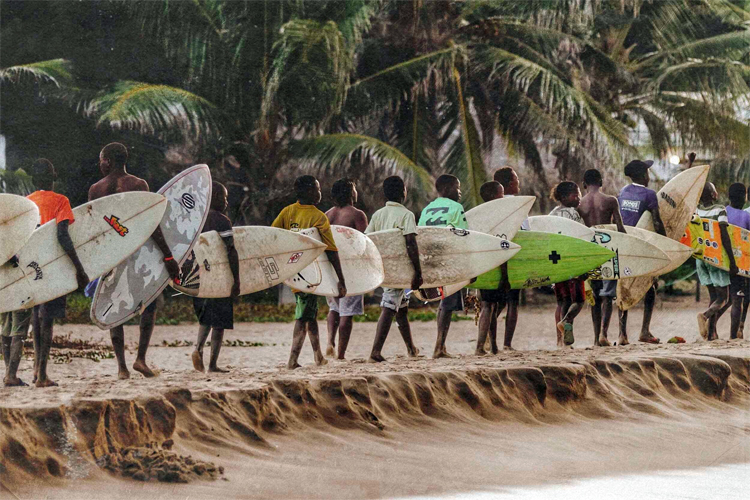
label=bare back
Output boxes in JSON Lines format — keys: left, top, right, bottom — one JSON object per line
{"left": 88, "top": 173, "right": 149, "bottom": 201}
{"left": 326, "top": 205, "right": 368, "bottom": 233}
{"left": 578, "top": 190, "right": 622, "bottom": 228}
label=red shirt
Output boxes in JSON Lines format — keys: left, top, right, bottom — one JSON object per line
{"left": 27, "top": 190, "right": 75, "bottom": 226}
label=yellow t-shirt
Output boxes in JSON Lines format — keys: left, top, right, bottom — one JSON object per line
{"left": 272, "top": 202, "right": 337, "bottom": 251}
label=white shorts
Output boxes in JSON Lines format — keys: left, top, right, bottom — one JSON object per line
{"left": 326, "top": 295, "right": 364, "bottom": 317}
{"left": 380, "top": 288, "right": 409, "bottom": 312}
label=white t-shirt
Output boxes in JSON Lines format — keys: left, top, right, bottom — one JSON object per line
{"left": 366, "top": 201, "right": 417, "bottom": 235}
{"left": 549, "top": 205, "right": 583, "bottom": 223}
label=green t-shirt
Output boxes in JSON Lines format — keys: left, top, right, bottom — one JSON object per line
{"left": 418, "top": 197, "right": 468, "bottom": 229}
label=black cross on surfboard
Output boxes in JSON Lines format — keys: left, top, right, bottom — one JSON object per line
{"left": 548, "top": 251, "right": 561, "bottom": 264}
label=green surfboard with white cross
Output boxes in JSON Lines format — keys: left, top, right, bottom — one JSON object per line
{"left": 468, "top": 231, "right": 615, "bottom": 290}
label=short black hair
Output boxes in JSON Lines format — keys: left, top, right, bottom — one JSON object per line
{"left": 552, "top": 181, "right": 579, "bottom": 203}
{"left": 729, "top": 183, "right": 746, "bottom": 205}
{"left": 101, "top": 142, "right": 129, "bottom": 167}
{"left": 493, "top": 167, "right": 515, "bottom": 188}
{"left": 383, "top": 176, "right": 405, "bottom": 201}
{"left": 435, "top": 174, "right": 458, "bottom": 194}
{"left": 331, "top": 178, "right": 355, "bottom": 207}
{"left": 294, "top": 175, "right": 318, "bottom": 199}
{"left": 211, "top": 181, "right": 227, "bottom": 209}
{"left": 480, "top": 181, "right": 503, "bottom": 202}
{"left": 31, "top": 158, "right": 54, "bottom": 178}
{"left": 623, "top": 159, "right": 652, "bottom": 179}
{"left": 583, "top": 169, "right": 602, "bottom": 187}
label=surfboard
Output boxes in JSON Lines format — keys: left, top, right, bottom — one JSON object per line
{"left": 284, "top": 225, "right": 384, "bottom": 297}
{"left": 617, "top": 165, "right": 709, "bottom": 310}
{"left": 172, "top": 227, "right": 327, "bottom": 297}
{"left": 0, "top": 193, "right": 167, "bottom": 313}
{"left": 528, "top": 216, "right": 670, "bottom": 280}
{"left": 467, "top": 231, "right": 615, "bottom": 290}
{"left": 411, "top": 196, "right": 534, "bottom": 301}
{"left": 600, "top": 224, "right": 692, "bottom": 275}
{"left": 90, "top": 165, "right": 211, "bottom": 329}
{"left": 0, "top": 194, "right": 39, "bottom": 265}
{"left": 369, "top": 227, "right": 521, "bottom": 289}
{"left": 683, "top": 218, "right": 750, "bottom": 276}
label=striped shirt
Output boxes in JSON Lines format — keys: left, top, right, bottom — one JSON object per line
{"left": 697, "top": 204, "right": 728, "bottom": 224}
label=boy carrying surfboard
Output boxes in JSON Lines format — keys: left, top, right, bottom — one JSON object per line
{"left": 2, "top": 159, "right": 89, "bottom": 388}
{"left": 325, "top": 178, "right": 368, "bottom": 360}
{"left": 366, "top": 176, "right": 422, "bottom": 362}
{"left": 89, "top": 142, "right": 182, "bottom": 379}
{"left": 418, "top": 174, "right": 467, "bottom": 359}
{"left": 191, "top": 182, "right": 240, "bottom": 373}
{"left": 695, "top": 182, "right": 738, "bottom": 341}
{"left": 724, "top": 183, "right": 750, "bottom": 340}
{"left": 579, "top": 169, "right": 627, "bottom": 347}
{"left": 272, "top": 175, "right": 346, "bottom": 369}
{"left": 617, "top": 159, "right": 666, "bottom": 345}
{"left": 549, "top": 181, "right": 586, "bottom": 348}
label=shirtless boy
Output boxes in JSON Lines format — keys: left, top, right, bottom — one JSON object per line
{"left": 325, "top": 178, "right": 368, "bottom": 360}
{"left": 578, "top": 169, "right": 626, "bottom": 346}
{"left": 88, "top": 142, "right": 181, "bottom": 379}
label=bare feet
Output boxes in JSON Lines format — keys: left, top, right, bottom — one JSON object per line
{"left": 325, "top": 345, "right": 335, "bottom": 357}
{"left": 432, "top": 351, "right": 453, "bottom": 359}
{"left": 368, "top": 354, "right": 386, "bottom": 363}
{"left": 118, "top": 369, "right": 130, "bottom": 380}
{"left": 638, "top": 332, "right": 660, "bottom": 344}
{"left": 557, "top": 321, "right": 574, "bottom": 346}
{"left": 191, "top": 350, "right": 205, "bottom": 373}
{"left": 598, "top": 336, "right": 611, "bottom": 347}
{"left": 617, "top": 335, "right": 630, "bottom": 346}
{"left": 35, "top": 378, "right": 58, "bottom": 388}
{"left": 287, "top": 361, "right": 302, "bottom": 369}
{"left": 208, "top": 366, "right": 229, "bottom": 373}
{"left": 738, "top": 321, "right": 744, "bottom": 339}
{"left": 3, "top": 376, "right": 27, "bottom": 387}
{"left": 502, "top": 345, "right": 515, "bottom": 351}
{"left": 132, "top": 360, "right": 158, "bottom": 378}
{"left": 315, "top": 355, "right": 328, "bottom": 366}
{"left": 475, "top": 349, "right": 487, "bottom": 356}
{"left": 697, "top": 313, "right": 709, "bottom": 340}
{"left": 407, "top": 347, "right": 420, "bottom": 357}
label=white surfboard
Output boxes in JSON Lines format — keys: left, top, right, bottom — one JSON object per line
{"left": 617, "top": 165, "right": 709, "bottom": 310}
{"left": 598, "top": 225, "right": 692, "bottom": 276}
{"left": 0, "top": 192, "right": 167, "bottom": 313}
{"left": 465, "top": 196, "right": 536, "bottom": 240}
{"left": 173, "top": 227, "right": 327, "bottom": 298}
{"left": 91, "top": 165, "right": 211, "bottom": 329}
{"left": 0, "top": 194, "right": 39, "bottom": 265}
{"left": 369, "top": 227, "right": 521, "bottom": 289}
{"left": 284, "top": 225, "right": 384, "bottom": 297}
{"left": 528, "top": 216, "right": 671, "bottom": 280}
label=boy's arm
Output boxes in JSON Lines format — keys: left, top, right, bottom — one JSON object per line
{"left": 610, "top": 198, "right": 627, "bottom": 233}
{"left": 326, "top": 250, "right": 347, "bottom": 298}
{"left": 651, "top": 207, "right": 667, "bottom": 237}
{"left": 355, "top": 211, "right": 368, "bottom": 233}
{"left": 224, "top": 236, "right": 241, "bottom": 298}
{"left": 150, "top": 227, "right": 181, "bottom": 282}
{"left": 718, "top": 219, "right": 738, "bottom": 275}
{"left": 497, "top": 263, "right": 510, "bottom": 291}
{"left": 56, "top": 221, "right": 89, "bottom": 290}
{"left": 404, "top": 233, "right": 423, "bottom": 291}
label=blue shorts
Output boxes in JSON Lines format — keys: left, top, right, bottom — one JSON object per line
{"left": 696, "top": 260, "right": 731, "bottom": 288}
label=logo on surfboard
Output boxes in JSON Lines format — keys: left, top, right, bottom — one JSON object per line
{"left": 181, "top": 193, "right": 195, "bottom": 210}
{"left": 288, "top": 252, "right": 303, "bottom": 264}
{"left": 27, "top": 261, "right": 43, "bottom": 281}
{"left": 104, "top": 215, "right": 129, "bottom": 237}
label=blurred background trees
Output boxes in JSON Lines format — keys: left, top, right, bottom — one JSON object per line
{"left": 2, "top": 0, "right": 750, "bottom": 217}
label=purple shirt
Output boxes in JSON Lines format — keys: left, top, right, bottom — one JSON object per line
{"left": 618, "top": 184, "right": 658, "bottom": 227}
{"left": 726, "top": 206, "right": 750, "bottom": 230}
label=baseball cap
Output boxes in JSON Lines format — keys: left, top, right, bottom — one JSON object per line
{"left": 623, "top": 159, "right": 653, "bottom": 178}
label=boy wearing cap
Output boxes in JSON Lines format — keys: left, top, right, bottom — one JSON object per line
{"left": 617, "top": 159, "right": 666, "bottom": 345}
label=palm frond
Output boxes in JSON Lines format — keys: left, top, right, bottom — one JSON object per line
{"left": 0, "top": 169, "right": 35, "bottom": 195}
{"left": 0, "top": 59, "right": 73, "bottom": 87}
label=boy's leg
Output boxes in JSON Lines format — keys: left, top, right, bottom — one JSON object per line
{"left": 208, "top": 328, "right": 227, "bottom": 372}
{"left": 133, "top": 300, "right": 158, "bottom": 377}
{"left": 434, "top": 291, "right": 462, "bottom": 358}
{"left": 289, "top": 320, "right": 307, "bottom": 369}
{"left": 370, "top": 308, "right": 395, "bottom": 362}
{"left": 600, "top": 297, "right": 613, "bottom": 346}
{"left": 503, "top": 290, "right": 519, "bottom": 350}
{"left": 695, "top": 261, "right": 714, "bottom": 341}
{"left": 618, "top": 309, "right": 629, "bottom": 346}
{"left": 638, "top": 284, "right": 659, "bottom": 343}
{"left": 476, "top": 302, "right": 493, "bottom": 356}
{"left": 729, "top": 276, "right": 744, "bottom": 339}
{"left": 336, "top": 296, "right": 362, "bottom": 360}
{"left": 32, "top": 306, "right": 41, "bottom": 380}
{"left": 591, "top": 292, "right": 602, "bottom": 346}
{"left": 3, "top": 310, "right": 31, "bottom": 386}
{"left": 193, "top": 324, "right": 210, "bottom": 372}
{"left": 35, "top": 302, "right": 58, "bottom": 387}
{"left": 395, "top": 307, "right": 419, "bottom": 356}
{"left": 326, "top": 297, "right": 340, "bottom": 357}
{"left": 109, "top": 325, "right": 130, "bottom": 379}
{"left": 306, "top": 320, "right": 327, "bottom": 366}
{"left": 709, "top": 286, "right": 728, "bottom": 341}
{"left": 740, "top": 280, "right": 750, "bottom": 338}
{"left": 2, "top": 312, "right": 12, "bottom": 371}
{"left": 289, "top": 292, "right": 318, "bottom": 369}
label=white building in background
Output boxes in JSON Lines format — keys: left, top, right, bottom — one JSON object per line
{"left": 0, "top": 135, "right": 6, "bottom": 170}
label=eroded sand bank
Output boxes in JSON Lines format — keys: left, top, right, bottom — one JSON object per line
{"left": 2, "top": 299, "right": 750, "bottom": 498}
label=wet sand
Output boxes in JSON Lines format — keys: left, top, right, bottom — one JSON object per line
{"left": 2, "top": 296, "right": 750, "bottom": 498}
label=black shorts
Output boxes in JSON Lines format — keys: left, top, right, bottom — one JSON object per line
{"left": 730, "top": 274, "right": 749, "bottom": 298}
{"left": 193, "top": 297, "right": 234, "bottom": 330}
{"left": 439, "top": 290, "right": 464, "bottom": 312}
{"left": 38, "top": 295, "right": 67, "bottom": 320}
{"left": 480, "top": 289, "right": 505, "bottom": 304}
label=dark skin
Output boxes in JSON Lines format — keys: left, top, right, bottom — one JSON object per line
{"left": 578, "top": 176, "right": 626, "bottom": 347}
{"left": 618, "top": 166, "right": 668, "bottom": 346}
{"left": 288, "top": 180, "right": 347, "bottom": 369}
{"left": 696, "top": 182, "right": 737, "bottom": 341}
{"left": 369, "top": 185, "right": 423, "bottom": 363}
{"left": 494, "top": 168, "right": 521, "bottom": 350}
{"left": 89, "top": 148, "right": 181, "bottom": 379}
{"left": 192, "top": 186, "right": 240, "bottom": 373}
{"left": 4, "top": 172, "right": 90, "bottom": 388}
{"left": 553, "top": 187, "right": 584, "bottom": 349}
{"left": 325, "top": 185, "right": 368, "bottom": 360}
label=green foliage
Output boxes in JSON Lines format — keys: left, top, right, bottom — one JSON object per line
{"left": 0, "top": 169, "right": 34, "bottom": 195}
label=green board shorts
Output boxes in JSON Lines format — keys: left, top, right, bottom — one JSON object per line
{"left": 696, "top": 260, "right": 731, "bottom": 288}
{"left": 1, "top": 309, "right": 32, "bottom": 338}
{"left": 295, "top": 292, "right": 319, "bottom": 321}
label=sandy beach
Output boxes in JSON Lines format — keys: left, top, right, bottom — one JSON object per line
{"left": 2, "top": 296, "right": 750, "bottom": 499}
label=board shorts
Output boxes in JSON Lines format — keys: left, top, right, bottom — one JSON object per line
{"left": 327, "top": 295, "right": 364, "bottom": 317}
{"left": 1, "top": 309, "right": 32, "bottom": 338}
{"left": 294, "top": 292, "right": 319, "bottom": 321}
{"left": 381, "top": 288, "right": 408, "bottom": 312}
{"left": 193, "top": 297, "right": 234, "bottom": 330}
{"left": 554, "top": 278, "right": 585, "bottom": 303}
{"left": 696, "top": 260, "right": 731, "bottom": 288}
{"left": 39, "top": 296, "right": 67, "bottom": 320}
{"left": 729, "top": 274, "right": 749, "bottom": 298}
{"left": 480, "top": 288, "right": 505, "bottom": 304}
{"left": 590, "top": 280, "right": 617, "bottom": 298}
{"left": 439, "top": 290, "right": 464, "bottom": 313}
